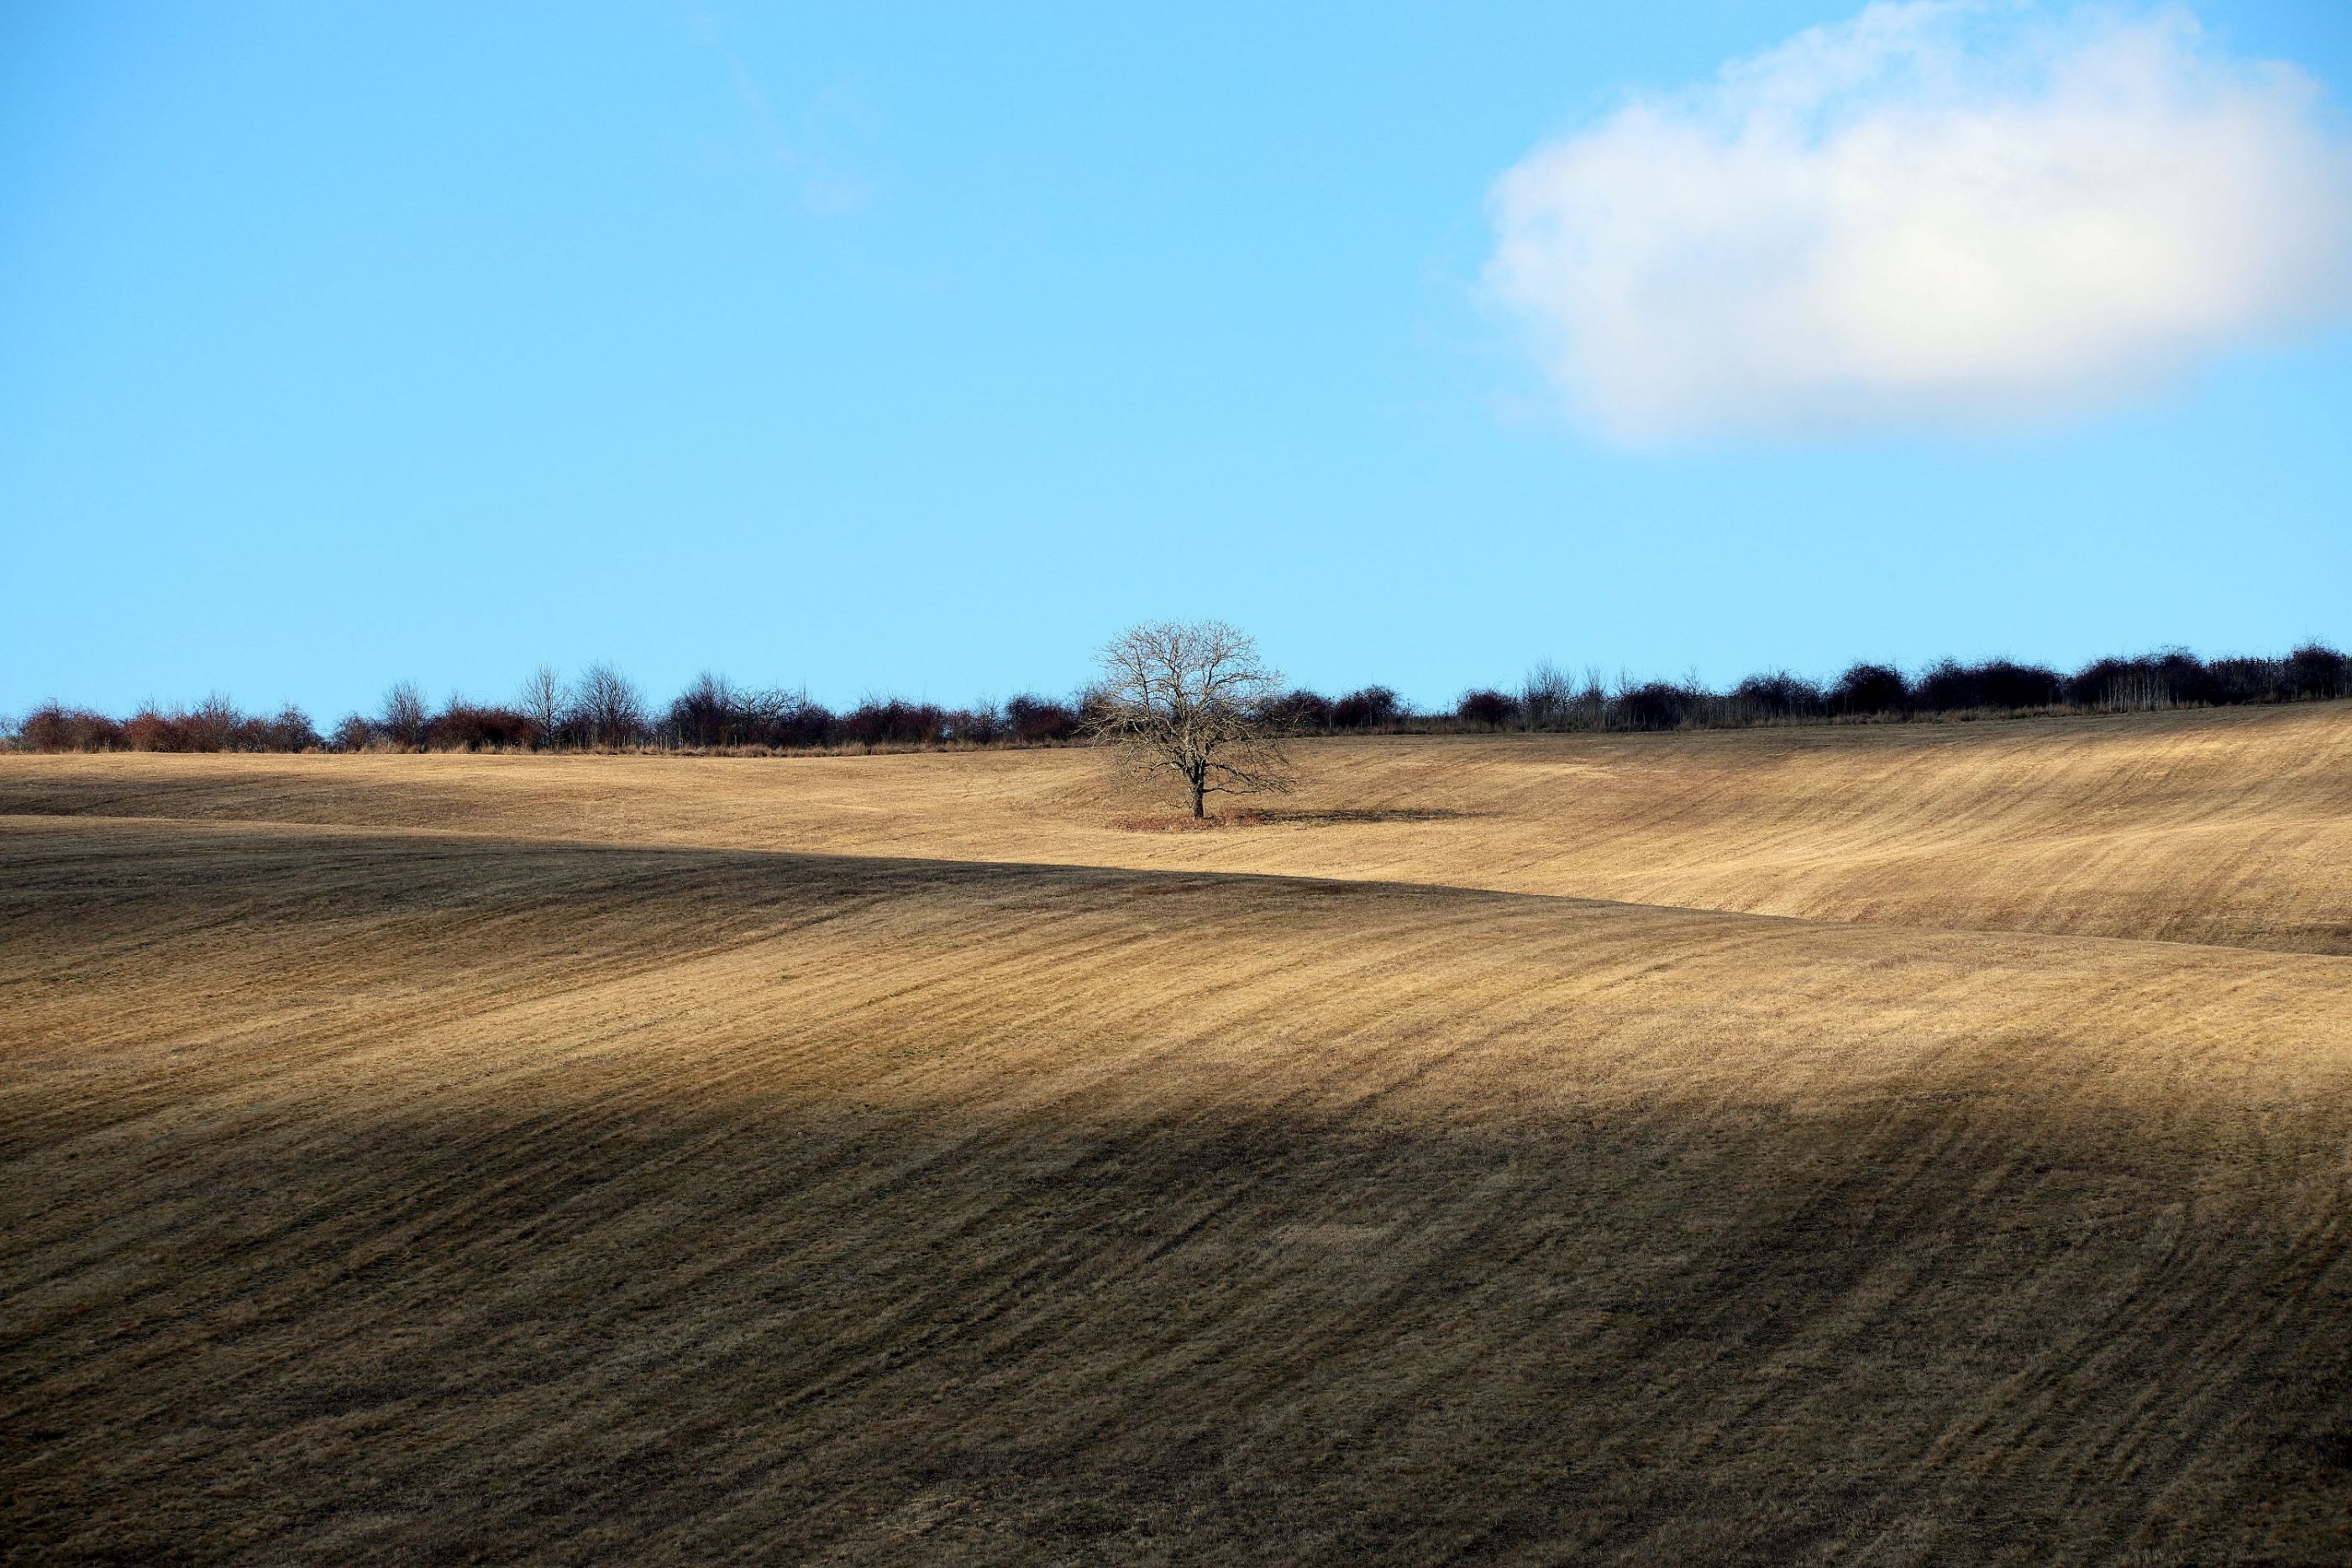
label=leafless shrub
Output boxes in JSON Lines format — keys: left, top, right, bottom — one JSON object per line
{"left": 2286, "top": 642, "right": 2349, "bottom": 700}
{"left": 1830, "top": 663, "right": 1909, "bottom": 717}
{"left": 1915, "top": 659, "right": 2064, "bottom": 712}
{"left": 1259, "top": 688, "right": 1334, "bottom": 732}
{"left": 1005, "top": 694, "right": 1081, "bottom": 743}
{"left": 119, "top": 707, "right": 176, "bottom": 752}
{"left": 668, "top": 672, "right": 750, "bottom": 748}
{"left": 756, "top": 690, "right": 836, "bottom": 748}
{"left": 570, "top": 663, "right": 648, "bottom": 748}
{"left": 380, "top": 682, "right": 430, "bottom": 750}
{"left": 252, "top": 704, "right": 321, "bottom": 751}
{"left": 1455, "top": 689, "right": 1521, "bottom": 729}
{"left": 1330, "top": 685, "right": 1402, "bottom": 731}
{"left": 948, "top": 702, "right": 1003, "bottom": 746}
{"left": 14, "top": 703, "right": 123, "bottom": 752}
{"left": 1521, "top": 661, "right": 1575, "bottom": 730}
{"left": 841, "top": 697, "right": 947, "bottom": 749}
{"left": 1729, "top": 672, "right": 1825, "bottom": 724}
{"left": 519, "top": 665, "right": 567, "bottom": 749}
{"left": 430, "top": 701, "right": 535, "bottom": 751}
{"left": 183, "top": 694, "right": 242, "bottom": 752}
{"left": 1614, "top": 681, "right": 1696, "bottom": 732}
{"left": 122, "top": 700, "right": 248, "bottom": 752}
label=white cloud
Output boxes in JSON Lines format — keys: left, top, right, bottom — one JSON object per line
{"left": 1486, "top": 3, "right": 2352, "bottom": 441}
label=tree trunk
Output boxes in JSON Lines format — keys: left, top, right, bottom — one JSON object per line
{"left": 1190, "top": 767, "right": 1206, "bottom": 818}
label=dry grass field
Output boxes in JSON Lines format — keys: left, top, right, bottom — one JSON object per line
{"left": 5, "top": 702, "right": 2350, "bottom": 1562}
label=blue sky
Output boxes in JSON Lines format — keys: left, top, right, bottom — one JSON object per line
{"left": 3, "top": 1, "right": 2348, "bottom": 720}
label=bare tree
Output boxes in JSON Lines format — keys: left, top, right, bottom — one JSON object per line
{"left": 1085, "top": 619, "right": 1295, "bottom": 819}
{"left": 380, "top": 681, "right": 429, "bottom": 749}
{"left": 519, "top": 664, "right": 567, "bottom": 749}
{"left": 1522, "top": 659, "right": 1574, "bottom": 731}
{"left": 571, "top": 662, "right": 647, "bottom": 748}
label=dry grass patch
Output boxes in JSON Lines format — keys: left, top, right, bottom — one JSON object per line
{"left": 1108, "top": 808, "right": 1473, "bottom": 832}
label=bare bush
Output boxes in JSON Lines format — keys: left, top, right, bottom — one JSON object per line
{"left": 840, "top": 697, "right": 948, "bottom": 749}
{"left": 948, "top": 702, "right": 1003, "bottom": 746}
{"left": 119, "top": 707, "right": 177, "bottom": 752}
{"left": 257, "top": 704, "right": 322, "bottom": 751}
{"left": 380, "top": 683, "right": 430, "bottom": 749}
{"left": 1917, "top": 659, "right": 2064, "bottom": 712}
{"left": 14, "top": 703, "right": 123, "bottom": 752}
{"left": 757, "top": 690, "right": 836, "bottom": 749}
{"left": 2286, "top": 642, "right": 2349, "bottom": 700}
{"left": 1253, "top": 689, "right": 1330, "bottom": 733}
{"left": 1616, "top": 681, "right": 1695, "bottom": 732}
{"left": 1729, "top": 672, "right": 1824, "bottom": 723}
{"left": 183, "top": 694, "right": 242, "bottom": 753}
{"left": 669, "top": 672, "right": 748, "bottom": 748}
{"left": 1330, "top": 685, "right": 1403, "bottom": 731}
{"left": 431, "top": 701, "right": 534, "bottom": 751}
{"left": 1830, "top": 663, "right": 1909, "bottom": 717}
{"left": 1455, "top": 689, "right": 1521, "bottom": 729}
{"left": 1521, "top": 661, "right": 1575, "bottom": 730}
{"left": 570, "top": 663, "right": 648, "bottom": 748}
{"left": 519, "top": 665, "right": 567, "bottom": 750}
{"left": 1005, "top": 694, "right": 1081, "bottom": 744}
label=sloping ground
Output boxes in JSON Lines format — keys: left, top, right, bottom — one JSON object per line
{"left": 3, "top": 700, "right": 2346, "bottom": 951}
{"left": 5, "top": 707, "right": 2351, "bottom": 1560}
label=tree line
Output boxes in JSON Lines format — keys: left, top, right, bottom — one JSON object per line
{"left": 7, "top": 642, "right": 2346, "bottom": 754}
{"left": 1444, "top": 642, "right": 2351, "bottom": 733}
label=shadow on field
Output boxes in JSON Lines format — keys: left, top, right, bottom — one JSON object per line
{"left": 5, "top": 820, "right": 2351, "bottom": 1563}
{"left": 6, "top": 1081, "right": 2349, "bottom": 1565}
{"left": 1264, "top": 807, "right": 1476, "bottom": 826}
{"left": 1110, "top": 807, "right": 1479, "bottom": 832}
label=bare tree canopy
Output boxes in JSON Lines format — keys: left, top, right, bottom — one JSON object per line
{"left": 379, "top": 681, "right": 429, "bottom": 749}
{"left": 1085, "top": 619, "right": 1296, "bottom": 818}
{"left": 571, "top": 662, "right": 648, "bottom": 747}
{"left": 518, "top": 665, "right": 567, "bottom": 750}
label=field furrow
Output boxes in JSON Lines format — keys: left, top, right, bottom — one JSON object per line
{"left": 6, "top": 779, "right": 2351, "bottom": 1561}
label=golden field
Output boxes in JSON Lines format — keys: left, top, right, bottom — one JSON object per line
{"left": 5, "top": 702, "right": 2350, "bottom": 1562}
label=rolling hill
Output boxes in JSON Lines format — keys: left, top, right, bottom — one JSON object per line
{"left": 5, "top": 702, "right": 2349, "bottom": 1562}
